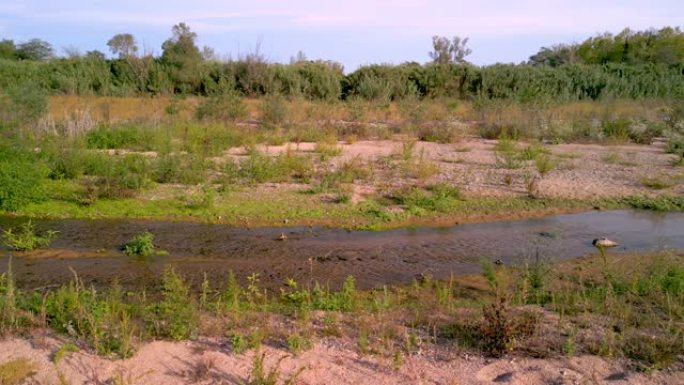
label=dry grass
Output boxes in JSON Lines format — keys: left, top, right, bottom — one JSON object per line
{"left": 0, "top": 357, "right": 37, "bottom": 385}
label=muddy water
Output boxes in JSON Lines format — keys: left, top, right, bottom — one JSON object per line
{"left": 1, "top": 210, "right": 683, "bottom": 291}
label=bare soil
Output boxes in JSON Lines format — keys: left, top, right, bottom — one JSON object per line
{"left": 3, "top": 334, "right": 681, "bottom": 385}
{"left": 226, "top": 137, "right": 683, "bottom": 202}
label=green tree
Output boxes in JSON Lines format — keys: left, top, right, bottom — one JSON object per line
{"left": 107, "top": 33, "right": 138, "bottom": 59}
{"left": 161, "top": 23, "right": 202, "bottom": 93}
{"left": 429, "top": 35, "right": 472, "bottom": 64}
{"left": 529, "top": 44, "right": 579, "bottom": 66}
{"left": 0, "top": 39, "right": 16, "bottom": 59}
{"left": 15, "top": 39, "right": 53, "bottom": 61}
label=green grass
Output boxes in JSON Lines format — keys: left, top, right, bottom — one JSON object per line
{"left": 0, "top": 250, "right": 681, "bottom": 369}
{"left": 12, "top": 179, "right": 630, "bottom": 230}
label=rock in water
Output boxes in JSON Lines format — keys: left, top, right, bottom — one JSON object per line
{"left": 592, "top": 237, "right": 618, "bottom": 248}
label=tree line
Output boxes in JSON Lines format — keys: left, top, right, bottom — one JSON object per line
{"left": 0, "top": 24, "right": 682, "bottom": 102}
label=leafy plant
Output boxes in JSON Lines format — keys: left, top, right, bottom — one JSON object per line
{"left": 2, "top": 220, "right": 58, "bottom": 251}
{"left": 122, "top": 231, "right": 156, "bottom": 257}
{"left": 0, "top": 158, "right": 47, "bottom": 211}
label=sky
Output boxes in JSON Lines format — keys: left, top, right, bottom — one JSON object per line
{"left": 0, "top": 1, "right": 682, "bottom": 71}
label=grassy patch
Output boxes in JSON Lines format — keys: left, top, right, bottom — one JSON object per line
{"left": 640, "top": 175, "right": 674, "bottom": 190}
{"left": 0, "top": 358, "right": 36, "bottom": 385}
{"left": 623, "top": 196, "right": 684, "bottom": 211}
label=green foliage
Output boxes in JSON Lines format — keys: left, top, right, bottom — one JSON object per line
{"left": 623, "top": 196, "right": 684, "bottom": 211}
{"left": 494, "top": 138, "right": 523, "bottom": 169}
{"left": 0, "top": 82, "right": 48, "bottom": 125}
{"left": 147, "top": 268, "right": 198, "bottom": 340}
{"left": 154, "top": 153, "right": 206, "bottom": 185}
{"left": 161, "top": 23, "right": 202, "bottom": 93}
{"left": 247, "top": 350, "right": 303, "bottom": 385}
{"left": 392, "top": 184, "right": 462, "bottom": 214}
{"left": 195, "top": 93, "right": 247, "bottom": 123}
{"left": 0, "top": 26, "right": 682, "bottom": 102}
{"left": 260, "top": 94, "right": 288, "bottom": 128}
{"left": 122, "top": 231, "right": 155, "bottom": 257}
{"left": 2, "top": 220, "right": 58, "bottom": 251}
{"left": 666, "top": 135, "right": 684, "bottom": 162}
{"left": 53, "top": 342, "right": 79, "bottom": 363}
{"left": 228, "top": 149, "right": 313, "bottom": 184}
{"left": 0, "top": 156, "right": 47, "bottom": 212}
{"left": 310, "top": 276, "right": 357, "bottom": 311}
{"left": 86, "top": 124, "right": 160, "bottom": 151}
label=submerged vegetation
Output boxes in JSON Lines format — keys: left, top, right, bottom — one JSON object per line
{"left": 1, "top": 220, "right": 58, "bottom": 251}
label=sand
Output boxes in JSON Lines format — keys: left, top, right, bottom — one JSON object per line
{"left": 222, "top": 137, "right": 683, "bottom": 202}
{"left": 2, "top": 334, "right": 681, "bottom": 385}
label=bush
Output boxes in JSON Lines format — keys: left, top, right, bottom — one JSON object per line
{"left": 392, "top": 183, "right": 461, "bottom": 213}
{"left": 0, "top": 159, "right": 47, "bottom": 211}
{"left": 122, "top": 231, "right": 156, "bottom": 257}
{"left": 184, "top": 124, "right": 242, "bottom": 156}
{"left": 666, "top": 135, "right": 684, "bottom": 157}
{"left": 154, "top": 153, "right": 206, "bottom": 185}
{"left": 195, "top": 93, "right": 247, "bottom": 123}
{"left": 0, "top": 82, "right": 48, "bottom": 125}
{"left": 259, "top": 94, "right": 288, "bottom": 129}
{"left": 86, "top": 124, "right": 159, "bottom": 151}
{"left": 147, "top": 269, "right": 198, "bottom": 340}
{"left": 234, "top": 149, "right": 313, "bottom": 184}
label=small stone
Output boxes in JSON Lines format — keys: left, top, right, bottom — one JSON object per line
{"left": 493, "top": 372, "right": 514, "bottom": 383}
{"left": 605, "top": 372, "right": 628, "bottom": 381}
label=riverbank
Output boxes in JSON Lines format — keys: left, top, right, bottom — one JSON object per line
{"left": 0, "top": 251, "right": 682, "bottom": 384}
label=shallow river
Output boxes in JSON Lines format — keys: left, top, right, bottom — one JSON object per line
{"left": 1, "top": 210, "right": 683, "bottom": 290}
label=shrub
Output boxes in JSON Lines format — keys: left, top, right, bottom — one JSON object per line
{"left": 154, "top": 153, "right": 206, "bottom": 185}
{"left": 194, "top": 93, "right": 247, "bottom": 123}
{"left": 0, "top": 159, "right": 47, "bottom": 211}
{"left": 260, "top": 94, "right": 288, "bottom": 129}
{"left": 122, "top": 231, "right": 156, "bottom": 257}
{"left": 235, "top": 149, "right": 313, "bottom": 184}
{"left": 666, "top": 135, "right": 684, "bottom": 157}
{"left": 184, "top": 124, "right": 243, "bottom": 156}
{"left": 315, "top": 136, "right": 342, "bottom": 161}
{"left": 494, "top": 138, "right": 523, "bottom": 169}
{"left": 47, "top": 146, "right": 87, "bottom": 180}
{"left": 392, "top": 183, "right": 461, "bottom": 213}
{"left": 417, "top": 125, "right": 462, "bottom": 143}
{"left": 534, "top": 153, "right": 557, "bottom": 177}
{"left": 601, "top": 119, "right": 631, "bottom": 141}
{"left": 147, "top": 269, "right": 198, "bottom": 340}
{"left": 0, "top": 82, "right": 47, "bottom": 126}
{"left": 86, "top": 123, "right": 159, "bottom": 151}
